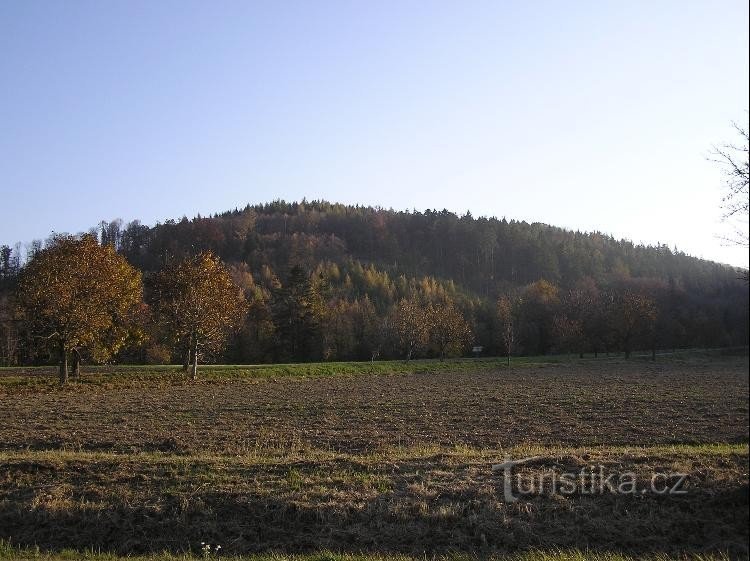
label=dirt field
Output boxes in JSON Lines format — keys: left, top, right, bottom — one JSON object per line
{"left": 1, "top": 358, "right": 747, "bottom": 454}
{"left": 0, "top": 356, "right": 748, "bottom": 558}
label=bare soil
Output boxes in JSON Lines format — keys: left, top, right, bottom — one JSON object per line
{"left": 0, "top": 357, "right": 748, "bottom": 557}
{"left": 1, "top": 358, "right": 747, "bottom": 455}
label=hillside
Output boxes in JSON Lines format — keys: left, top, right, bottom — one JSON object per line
{"left": 1, "top": 200, "right": 747, "bottom": 364}
{"left": 120, "top": 200, "right": 740, "bottom": 290}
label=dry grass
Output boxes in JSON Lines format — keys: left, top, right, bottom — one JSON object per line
{"left": 0, "top": 444, "right": 747, "bottom": 556}
{"left": 0, "top": 541, "right": 738, "bottom": 560}
{"left": 0, "top": 541, "right": 739, "bottom": 561}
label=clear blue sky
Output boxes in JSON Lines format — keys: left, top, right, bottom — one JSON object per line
{"left": 1, "top": 1, "right": 748, "bottom": 267}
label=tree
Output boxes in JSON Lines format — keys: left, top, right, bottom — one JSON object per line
{"left": 152, "top": 251, "right": 247, "bottom": 378}
{"left": 495, "top": 295, "right": 518, "bottom": 365}
{"left": 390, "top": 298, "right": 429, "bottom": 361}
{"left": 321, "top": 298, "right": 356, "bottom": 360}
{"left": 226, "top": 264, "right": 276, "bottom": 364}
{"left": 0, "top": 292, "right": 20, "bottom": 366}
{"left": 710, "top": 120, "right": 749, "bottom": 249}
{"left": 560, "top": 278, "right": 604, "bottom": 357}
{"left": 517, "top": 279, "right": 560, "bottom": 355}
{"left": 428, "top": 302, "right": 471, "bottom": 360}
{"left": 271, "top": 265, "right": 324, "bottom": 362}
{"left": 551, "top": 313, "right": 585, "bottom": 357}
{"left": 604, "top": 289, "right": 657, "bottom": 359}
{"left": 6, "top": 200, "right": 749, "bottom": 366}
{"left": 16, "top": 235, "right": 143, "bottom": 385}
{"left": 232, "top": 294, "right": 276, "bottom": 363}
{"left": 0, "top": 245, "right": 16, "bottom": 283}
{"left": 350, "top": 296, "right": 382, "bottom": 361}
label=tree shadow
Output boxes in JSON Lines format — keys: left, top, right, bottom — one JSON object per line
{"left": 0, "top": 482, "right": 746, "bottom": 557}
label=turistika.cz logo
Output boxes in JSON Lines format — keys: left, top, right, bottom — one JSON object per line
{"left": 492, "top": 456, "right": 689, "bottom": 502}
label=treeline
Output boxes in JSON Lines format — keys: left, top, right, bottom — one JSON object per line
{"left": 0, "top": 201, "right": 747, "bottom": 369}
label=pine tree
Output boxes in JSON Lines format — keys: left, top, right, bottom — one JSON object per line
{"left": 272, "top": 265, "right": 324, "bottom": 361}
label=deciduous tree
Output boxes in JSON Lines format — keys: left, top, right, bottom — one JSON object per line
{"left": 428, "top": 302, "right": 471, "bottom": 360}
{"left": 152, "top": 251, "right": 247, "bottom": 378}
{"left": 496, "top": 295, "right": 519, "bottom": 365}
{"left": 560, "top": 278, "right": 604, "bottom": 357}
{"left": 710, "top": 120, "right": 749, "bottom": 249}
{"left": 604, "top": 289, "right": 657, "bottom": 359}
{"left": 518, "top": 279, "right": 560, "bottom": 355}
{"left": 391, "top": 298, "right": 429, "bottom": 361}
{"left": 0, "top": 292, "right": 20, "bottom": 366}
{"left": 16, "top": 235, "right": 143, "bottom": 384}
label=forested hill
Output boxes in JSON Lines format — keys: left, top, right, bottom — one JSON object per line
{"left": 106, "top": 200, "right": 736, "bottom": 291}
{"left": 1, "top": 200, "right": 747, "bottom": 364}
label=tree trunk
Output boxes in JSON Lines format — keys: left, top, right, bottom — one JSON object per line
{"left": 507, "top": 353, "right": 510, "bottom": 366}
{"left": 579, "top": 352, "right": 584, "bottom": 359}
{"left": 71, "top": 348, "right": 81, "bottom": 378}
{"left": 651, "top": 346, "right": 656, "bottom": 361}
{"left": 191, "top": 338, "right": 198, "bottom": 380}
{"left": 182, "top": 334, "right": 192, "bottom": 372}
{"left": 624, "top": 348, "right": 631, "bottom": 359}
{"left": 59, "top": 342, "right": 68, "bottom": 386}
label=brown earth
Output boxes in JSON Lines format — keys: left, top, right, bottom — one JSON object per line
{"left": 1, "top": 358, "right": 748, "bottom": 455}
{"left": 0, "top": 357, "right": 748, "bottom": 557}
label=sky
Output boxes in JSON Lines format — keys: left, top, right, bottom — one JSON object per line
{"left": 1, "top": 1, "right": 748, "bottom": 267}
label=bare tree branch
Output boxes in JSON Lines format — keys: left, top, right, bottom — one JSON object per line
{"left": 710, "top": 118, "right": 749, "bottom": 250}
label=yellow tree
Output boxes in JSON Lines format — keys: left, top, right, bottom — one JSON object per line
{"left": 428, "top": 302, "right": 472, "bottom": 360}
{"left": 152, "top": 251, "right": 247, "bottom": 378}
{"left": 16, "top": 235, "right": 143, "bottom": 385}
